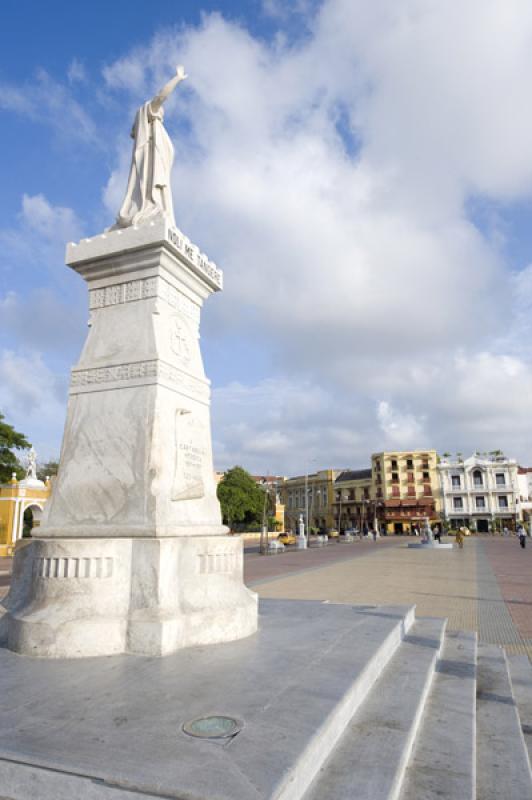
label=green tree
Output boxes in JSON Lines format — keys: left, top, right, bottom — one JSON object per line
{"left": 0, "top": 412, "right": 31, "bottom": 483}
{"left": 217, "top": 466, "right": 265, "bottom": 530}
{"left": 37, "top": 459, "right": 60, "bottom": 482}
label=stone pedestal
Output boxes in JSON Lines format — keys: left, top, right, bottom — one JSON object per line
{"left": 0, "top": 219, "right": 257, "bottom": 657}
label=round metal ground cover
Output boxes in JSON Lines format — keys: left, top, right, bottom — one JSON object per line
{"left": 182, "top": 715, "right": 243, "bottom": 739}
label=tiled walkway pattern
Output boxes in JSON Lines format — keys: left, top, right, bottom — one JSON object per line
{"left": 252, "top": 538, "right": 532, "bottom": 658}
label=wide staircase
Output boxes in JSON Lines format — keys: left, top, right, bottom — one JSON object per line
{"left": 302, "top": 610, "right": 532, "bottom": 800}
{"left": 1, "top": 600, "right": 531, "bottom": 799}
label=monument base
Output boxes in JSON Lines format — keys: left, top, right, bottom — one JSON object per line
{"left": 0, "top": 535, "right": 257, "bottom": 658}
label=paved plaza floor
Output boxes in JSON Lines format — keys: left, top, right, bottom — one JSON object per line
{"left": 246, "top": 536, "right": 532, "bottom": 658}
{"left": 1, "top": 535, "right": 531, "bottom": 657}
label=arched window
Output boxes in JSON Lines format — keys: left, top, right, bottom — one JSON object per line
{"left": 473, "top": 470, "right": 483, "bottom": 487}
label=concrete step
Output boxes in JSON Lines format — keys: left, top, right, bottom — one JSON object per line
{"left": 0, "top": 599, "right": 416, "bottom": 800}
{"left": 399, "top": 630, "right": 477, "bottom": 800}
{"left": 508, "top": 654, "right": 532, "bottom": 766}
{"left": 303, "top": 617, "right": 446, "bottom": 800}
{"left": 477, "top": 644, "right": 532, "bottom": 800}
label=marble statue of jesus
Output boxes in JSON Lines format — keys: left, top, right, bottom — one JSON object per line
{"left": 115, "top": 66, "right": 187, "bottom": 229}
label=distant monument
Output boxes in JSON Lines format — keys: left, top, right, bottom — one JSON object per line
{"left": 25, "top": 447, "right": 37, "bottom": 481}
{"left": 0, "top": 67, "right": 258, "bottom": 658}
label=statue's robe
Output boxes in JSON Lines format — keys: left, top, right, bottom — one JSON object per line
{"left": 116, "top": 102, "right": 175, "bottom": 228}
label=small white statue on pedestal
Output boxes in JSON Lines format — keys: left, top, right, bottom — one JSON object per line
{"left": 25, "top": 447, "right": 37, "bottom": 481}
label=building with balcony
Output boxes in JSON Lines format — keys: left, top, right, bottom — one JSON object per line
{"left": 282, "top": 469, "right": 339, "bottom": 533}
{"left": 373, "top": 450, "right": 441, "bottom": 534}
{"left": 438, "top": 454, "right": 519, "bottom": 532}
{"left": 330, "top": 451, "right": 440, "bottom": 535}
{"left": 332, "top": 469, "right": 373, "bottom": 532}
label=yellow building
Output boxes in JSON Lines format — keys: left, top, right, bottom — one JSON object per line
{"left": 372, "top": 450, "right": 440, "bottom": 534}
{"left": 0, "top": 473, "right": 52, "bottom": 557}
{"left": 282, "top": 469, "right": 338, "bottom": 533}
{"left": 330, "top": 451, "right": 441, "bottom": 535}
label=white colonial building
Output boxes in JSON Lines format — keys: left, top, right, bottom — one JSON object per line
{"left": 438, "top": 454, "right": 519, "bottom": 532}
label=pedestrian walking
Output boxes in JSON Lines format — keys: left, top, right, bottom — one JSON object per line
{"left": 433, "top": 525, "right": 441, "bottom": 544}
{"left": 503, "top": 526, "right": 509, "bottom": 537}
{"left": 455, "top": 527, "right": 464, "bottom": 549}
{"left": 517, "top": 525, "right": 527, "bottom": 549}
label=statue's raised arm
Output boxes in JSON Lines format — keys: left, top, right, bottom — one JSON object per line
{"left": 114, "top": 65, "right": 188, "bottom": 229}
{"left": 150, "top": 65, "right": 188, "bottom": 114}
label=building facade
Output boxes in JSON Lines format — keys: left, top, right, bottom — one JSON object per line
{"left": 0, "top": 473, "right": 52, "bottom": 557}
{"left": 438, "top": 454, "right": 519, "bottom": 532}
{"left": 332, "top": 469, "right": 373, "bottom": 532}
{"left": 372, "top": 450, "right": 440, "bottom": 534}
{"left": 330, "top": 451, "right": 440, "bottom": 534}
{"left": 282, "top": 470, "right": 338, "bottom": 533}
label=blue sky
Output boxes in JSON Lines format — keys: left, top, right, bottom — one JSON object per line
{"left": 2, "top": 0, "right": 532, "bottom": 474}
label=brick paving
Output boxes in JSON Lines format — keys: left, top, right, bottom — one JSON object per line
{"left": 483, "top": 537, "right": 532, "bottom": 651}
{"left": 244, "top": 536, "right": 400, "bottom": 586}
{"left": 251, "top": 536, "right": 532, "bottom": 659}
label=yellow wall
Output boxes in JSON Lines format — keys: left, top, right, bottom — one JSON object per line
{"left": 0, "top": 478, "right": 51, "bottom": 557}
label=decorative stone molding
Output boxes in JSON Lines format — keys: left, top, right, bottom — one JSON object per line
{"left": 89, "top": 278, "right": 157, "bottom": 309}
{"left": 70, "top": 359, "right": 210, "bottom": 402}
{"left": 88, "top": 276, "right": 201, "bottom": 325}
{"left": 34, "top": 556, "right": 114, "bottom": 579}
{"left": 197, "top": 551, "right": 242, "bottom": 575}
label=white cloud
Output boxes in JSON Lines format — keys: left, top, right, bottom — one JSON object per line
{"left": 21, "top": 193, "right": 83, "bottom": 243}
{"left": 0, "top": 350, "right": 67, "bottom": 460}
{"left": 0, "top": 69, "right": 97, "bottom": 145}
{"left": 71, "top": 2, "right": 532, "bottom": 470}
{"left": 0, "top": 193, "right": 84, "bottom": 287}
{"left": 67, "top": 58, "right": 87, "bottom": 84}
{"left": 377, "top": 401, "right": 425, "bottom": 445}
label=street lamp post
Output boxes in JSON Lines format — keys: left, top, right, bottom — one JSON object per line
{"left": 305, "top": 472, "right": 309, "bottom": 542}
{"left": 259, "top": 479, "right": 271, "bottom": 555}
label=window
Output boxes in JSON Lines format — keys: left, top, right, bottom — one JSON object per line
{"left": 422, "top": 459, "right": 429, "bottom": 469}
{"left": 407, "top": 485, "right": 415, "bottom": 497}
{"left": 422, "top": 471, "right": 430, "bottom": 480}
{"left": 495, "top": 473, "right": 505, "bottom": 486}
{"left": 453, "top": 497, "right": 463, "bottom": 510}
{"left": 476, "top": 496, "right": 486, "bottom": 509}
{"left": 391, "top": 459, "right": 398, "bottom": 470}
{"left": 392, "top": 485, "right": 400, "bottom": 497}
{"left": 407, "top": 471, "right": 414, "bottom": 482}
{"left": 499, "top": 495, "right": 508, "bottom": 509}
{"left": 406, "top": 458, "right": 413, "bottom": 469}
{"left": 423, "top": 484, "right": 432, "bottom": 496}
{"left": 392, "top": 472, "right": 399, "bottom": 482}
{"left": 473, "top": 470, "right": 483, "bottom": 487}
{"left": 363, "top": 487, "right": 369, "bottom": 499}
{"left": 377, "top": 488, "right": 383, "bottom": 498}
{"left": 451, "top": 475, "right": 461, "bottom": 488}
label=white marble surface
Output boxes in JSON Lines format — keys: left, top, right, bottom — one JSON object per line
{"left": 115, "top": 66, "right": 187, "bottom": 230}
{"left": 1, "top": 219, "right": 258, "bottom": 656}
{"left": 2, "top": 535, "right": 257, "bottom": 657}
{"left": 44, "top": 223, "right": 224, "bottom": 539}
